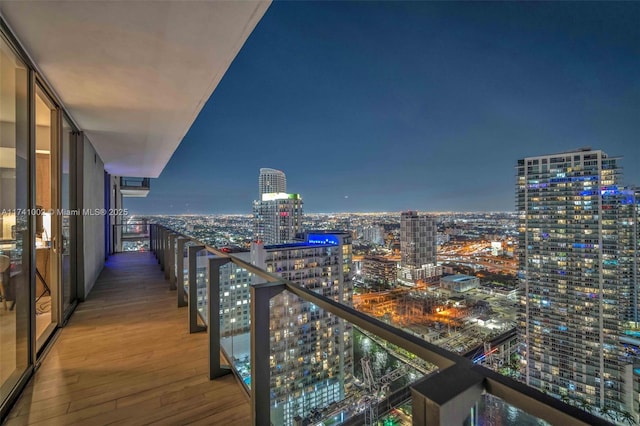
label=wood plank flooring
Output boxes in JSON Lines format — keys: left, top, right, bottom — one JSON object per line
{"left": 5, "top": 252, "right": 250, "bottom": 425}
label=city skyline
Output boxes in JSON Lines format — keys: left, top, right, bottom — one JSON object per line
{"left": 126, "top": 1, "right": 639, "bottom": 215}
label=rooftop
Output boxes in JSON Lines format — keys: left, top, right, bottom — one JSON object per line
{"left": 441, "top": 274, "right": 477, "bottom": 283}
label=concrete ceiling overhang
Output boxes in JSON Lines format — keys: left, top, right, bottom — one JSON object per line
{"left": 0, "top": 0, "right": 270, "bottom": 177}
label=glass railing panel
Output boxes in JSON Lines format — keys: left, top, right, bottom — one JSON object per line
{"left": 268, "top": 290, "right": 435, "bottom": 426}
{"left": 465, "top": 393, "right": 550, "bottom": 426}
{"left": 195, "top": 248, "right": 209, "bottom": 321}
{"left": 116, "top": 222, "right": 150, "bottom": 252}
{"left": 120, "top": 177, "right": 150, "bottom": 188}
{"left": 183, "top": 240, "right": 199, "bottom": 294}
{"left": 218, "top": 258, "right": 260, "bottom": 392}
{"left": 173, "top": 237, "right": 178, "bottom": 282}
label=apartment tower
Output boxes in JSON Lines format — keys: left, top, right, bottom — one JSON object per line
{"left": 398, "top": 211, "right": 439, "bottom": 284}
{"left": 254, "top": 168, "right": 303, "bottom": 244}
{"left": 252, "top": 231, "right": 354, "bottom": 425}
{"left": 259, "top": 168, "right": 287, "bottom": 196}
{"left": 517, "top": 148, "right": 639, "bottom": 417}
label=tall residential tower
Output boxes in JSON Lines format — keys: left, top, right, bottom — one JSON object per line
{"left": 254, "top": 168, "right": 303, "bottom": 244}
{"left": 517, "top": 148, "right": 639, "bottom": 417}
{"left": 252, "top": 231, "right": 354, "bottom": 426}
{"left": 398, "top": 211, "right": 440, "bottom": 285}
{"left": 259, "top": 168, "right": 287, "bottom": 196}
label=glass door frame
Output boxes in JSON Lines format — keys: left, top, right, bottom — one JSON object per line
{"left": 33, "top": 80, "right": 60, "bottom": 353}
{"left": 0, "top": 25, "right": 34, "bottom": 420}
{"left": 61, "top": 113, "right": 79, "bottom": 323}
{"left": 32, "top": 77, "right": 80, "bottom": 351}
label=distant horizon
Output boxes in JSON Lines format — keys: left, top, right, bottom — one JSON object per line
{"left": 129, "top": 210, "right": 518, "bottom": 216}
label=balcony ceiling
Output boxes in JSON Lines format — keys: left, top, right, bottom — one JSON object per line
{"left": 0, "top": 1, "right": 270, "bottom": 177}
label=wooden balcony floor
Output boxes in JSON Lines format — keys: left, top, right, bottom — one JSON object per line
{"left": 6, "top": 252, "right": 250, "bottom": 425}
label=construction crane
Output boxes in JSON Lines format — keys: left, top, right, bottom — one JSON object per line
{"left": 360, "top": 357, "right": 408, "bottom": 426}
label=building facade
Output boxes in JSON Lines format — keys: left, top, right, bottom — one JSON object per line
{"left": 361, "top": 225, "right": 385, "bottom": 246}
{"left": 362, "top": 255, "right": 397, "bottom": 288}
{"left": 517, "top": 148, "right": 639, "bottom": 418}
{"left": 254, "top": 192, "right": 303, "bottom": 245}
{"left": 219, "top": 251, "right": 252, "bottom": 338}
{"left": 254, "top": 168, "right": 303, "bottom": 245}
{"left": 252, "top": 231, "right": 354, "bottom": 426}
{"left": 399, "top": 211, "right": 438, "bottom": 285}
{"left": 259, "top": 168, "right": 287, "bottom": 196}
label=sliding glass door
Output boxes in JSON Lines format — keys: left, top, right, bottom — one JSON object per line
{"left": 0, "top": 20, "right": 79, "bottom": 418}
{"left": 34, "top": 85, "right": 59, "bottom": 351}
{"left": 0, "top": 32, "right": 30, "bottom": 409}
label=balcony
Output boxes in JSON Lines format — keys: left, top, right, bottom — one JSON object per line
{"left": 119, "top": 177, "right": 151, "bottom": 198}
{"left": 4, "top": 223, "right": 612, "bottom": 425}
{"left": 148, "top": 224, "right": 609, "bottom": 426}
{"left": 4, "top": 251, "right": 250, "bottom": 425}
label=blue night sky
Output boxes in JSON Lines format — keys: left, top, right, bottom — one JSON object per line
{"left": 127, "top": 1, "right": 640, "bottom": 214}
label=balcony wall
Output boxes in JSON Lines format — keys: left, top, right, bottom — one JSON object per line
{"left": 79, "top": 134, "right": 106, "bottom": 299}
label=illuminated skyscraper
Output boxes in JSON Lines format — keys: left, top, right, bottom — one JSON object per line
{"left": 259, "top": 167, "right": 287, "bottom": 196}
{"left": 255, "top": 193, "right": 303, "bottom": 244}
{"left": 517, "top": 148, "right": 639, "bottom": 418}
{"left": 398, "top": 211, "right": 439, "bottom": 284}
{"left": 252, "top": 231, "right": 354, "bottom": 426}
{"left": 254, "top": 168, "right": 303, "bottom": 244}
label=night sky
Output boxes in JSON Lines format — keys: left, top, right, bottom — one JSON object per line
{"left": 127, "top": 1, "right": 639, "bottom": 214}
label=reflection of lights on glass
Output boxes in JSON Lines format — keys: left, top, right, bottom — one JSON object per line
{"left": 362, "top": 336, "right": 371, "bottom": 353}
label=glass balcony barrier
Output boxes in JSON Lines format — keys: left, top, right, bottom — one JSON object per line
{"left": 218, "top": 260, "right": 255, "bottom": 393}
{"left": 120, "top": 177, "right": 151, "bottom": 189}
{"left": 148, "top": 224, "right": 609, "bottom": 426}
{"left": 267, "top": 290, "right": 434, "bottom": 426}
{"left": 119, "top": 177, "right": 151, "bottom": 198}
{"left": 111, "top": 222, "right": 150, "bottom": 253}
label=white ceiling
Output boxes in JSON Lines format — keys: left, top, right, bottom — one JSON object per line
{"left": 0, "top": 0, "right": 270, "bottom": 177}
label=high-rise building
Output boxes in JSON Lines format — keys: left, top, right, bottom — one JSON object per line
{"left": 517, "top": 148, "right": 639, "bottom": 417}
{"left": 400, "top": 211, "right": 437, "bottom": 268}
{"left": 362, "top": 225, "right": 385, "bottom": 246}
{"left": 252, "top": 231, "right": 354, "bottom": 426}
{"left": 362, "top": 255, "right": 397, "bottom": 288}
{"left": 254, "top": 168, "right": 303, "bottom": 244}
{"left": 218, "top": 251, "right": 252, "bottom": 338}
{"left": 254, "top": 193, "right": 303, "bottom": 244}
{"left": 398, "top": 211, "right": 438, "bottom": 285}
{"left": 259, "top": 167, "right": 287, "bottom": 196}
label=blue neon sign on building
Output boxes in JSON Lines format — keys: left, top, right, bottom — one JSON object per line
{"left": 307, "top": 234, "right": 339, "bottom": 245}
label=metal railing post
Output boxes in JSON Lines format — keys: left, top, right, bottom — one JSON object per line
{"left": 164, "top": 231, "right": 172, "bottom": 280}
{"left": 157, "top": 227, "right": 164, "bottom": 267}
{"left": 154, "top": 225, "right": 158, "bottom": 255}
{"left": 250, "top": 282, "right": 285, "bottom": 426}
{"left": 167, "top": 233, "right": 177, "bottom": 289}
{"left": 410, "top": 364, "right": 483, "bottom": 425}
{"left": 149, "top": 224, "right": 154, "bottom": 253}
{"left": 177, "top": 237, "right": 188, "bottom": 307}
{"left": 208, "top": 256, "right": 232, "bottom": 379}
{"left": 188, "top": 245, "right": 206, "bottom": 333}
